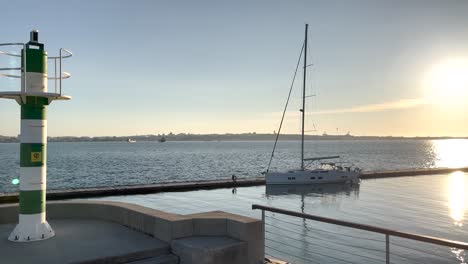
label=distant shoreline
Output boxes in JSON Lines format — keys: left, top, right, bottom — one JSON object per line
{"left": 1, "top": 133, "right": 467, "bottom": 143}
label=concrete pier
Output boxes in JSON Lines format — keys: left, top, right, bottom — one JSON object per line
{"left": 0, "top": 167, "right": 467, "bottom": 203}
{"left": 0, "top": 219, "right": 172, "bottom": 263}
{"left": 0, "top": 201, "right": 264, "bottom": 264}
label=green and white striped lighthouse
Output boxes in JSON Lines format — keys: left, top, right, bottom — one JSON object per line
{"left": 0, "top": 30, "right": 72, "bottom": 242}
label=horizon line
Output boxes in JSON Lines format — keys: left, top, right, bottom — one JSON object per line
{"left": 1, "top": 133, "right": 468, "bottom": 139}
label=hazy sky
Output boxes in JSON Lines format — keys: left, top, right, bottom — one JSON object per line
{"left": 1, "top": 0, "right": 468, "bottom": 137}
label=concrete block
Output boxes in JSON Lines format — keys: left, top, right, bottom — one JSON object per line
{"left": 97, "top": 203, "right": 127, "bottom": 223}
{"left": 227, "top": 219, "right": 264, "bottom": 264}
{"left": 171, "top": 236, "right": 248, "bottom": 264}
{"left": 192, "top": 218, "right": 227, "bottom": 236}
{"left": 127, "top": 254, "right": 179, "bottom": 264}
{"left": 153, "top": 217, "right": 173, "bottom": 242}
{"left": 171, "top": 219, "right": 193, "bottom": 239}
{"left": 125, "top": 210, "right": 156, "bottom": 236}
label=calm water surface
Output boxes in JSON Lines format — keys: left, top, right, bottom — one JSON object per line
{"left": 1, "top": 139, "right": 468, "bottom": 192}
{"left": 2, "top": 140, "right": 468, "bottom": 263}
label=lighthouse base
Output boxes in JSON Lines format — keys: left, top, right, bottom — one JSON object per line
{"left": 8, "top": 214, "right": 55, "bottom": 242}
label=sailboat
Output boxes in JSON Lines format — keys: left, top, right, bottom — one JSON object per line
{"left": 265, "top": 24, "right": 361, "bottom": 185}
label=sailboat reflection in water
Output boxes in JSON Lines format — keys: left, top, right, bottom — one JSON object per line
{"left": 266, "top": 182, "right": 360, "bottom": 198}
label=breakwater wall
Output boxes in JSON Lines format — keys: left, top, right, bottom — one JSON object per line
{"left": 1, "top": 167, "right": 467, "bottom": 204}
{"left": 360, "top": 166, "right": 468, "bottom": 179}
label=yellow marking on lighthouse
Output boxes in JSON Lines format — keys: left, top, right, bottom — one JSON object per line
{"left": 31, "top": 152, "right": 42, "bottom": 162}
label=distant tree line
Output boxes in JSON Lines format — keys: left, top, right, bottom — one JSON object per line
{"left": 0, "top": 133, "right": 466, "bottom": 143}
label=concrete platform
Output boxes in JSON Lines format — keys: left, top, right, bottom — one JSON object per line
{"left": 171, "top": 236, "right": 248, "bottom": 264}
{"left": 0, "top": 219, "right": 170, "bottom": 264}
{"left": 0, "top": 201, "right": 264, "bottom": 264}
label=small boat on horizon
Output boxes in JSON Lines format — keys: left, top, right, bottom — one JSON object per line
{"left": 265, "top": 24, "right": 361, "bottom": 185}
{"left": 127, "top": 138, "right": 136, "bottom": 143}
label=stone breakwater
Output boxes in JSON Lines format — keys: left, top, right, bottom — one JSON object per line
{"left": 1, "top": 167, "right": 467, "bottom": 203}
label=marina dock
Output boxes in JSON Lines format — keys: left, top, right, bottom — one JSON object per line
{"left": 1, "top": 167, "right": 467, "bottom": 204}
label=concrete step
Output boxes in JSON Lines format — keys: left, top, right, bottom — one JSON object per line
{"left": 171, "top": 236, "right": 248, "bottom": 264}
{"left": 126, "top": 254, "right": 179, "bottom": 264}
{"left": 0, "top": 219, "right": 172, "bottom": 264}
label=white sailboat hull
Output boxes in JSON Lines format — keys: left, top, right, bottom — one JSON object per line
{"left": 266, "top": 169, "right": 360, "bottom": 185}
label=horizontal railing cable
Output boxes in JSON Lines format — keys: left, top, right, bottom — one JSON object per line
{"left": 255, "top": 204, "right": 468, "bottom": 264}
{"left": 265, "top": 245, "right": 320, "bottom": 264}
{"left": 253, "top": 204, "right": 468, "bottom": 250}
{"left": 265, "top": 230, "right": 385, "bottom": 263}
{"left": 389, "top": 241, "right": 456, "bottom": 261}
{"left": 266, "top": 238, "right": 358, "bottom": 264}
{"left": 265, "top": 220, "right": 386, "bottom": 254}
{"left": 268, "top": 214, "right": 454, "bottom": 262}
{"left": 268, "top": 217, "right": 458, "bottom": 263}
{"left": 265, "top": 219, "right": 385, "bottom": 252}
{"left": 387, "top": 251, "right": 431, "bottom": 264}
{"left": 268, "top": 214, "right": 384, "bottom": 242}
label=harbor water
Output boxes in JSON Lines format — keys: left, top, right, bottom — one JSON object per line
{"left": 1, "top": 139, "right": 468, "bottom": 193}
{"left": 1, "top": 139, "right": 468, "bottom": 263}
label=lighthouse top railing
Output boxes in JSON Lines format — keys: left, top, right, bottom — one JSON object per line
{"left": 0, "top": 43, "right": 72, "bottom": 95}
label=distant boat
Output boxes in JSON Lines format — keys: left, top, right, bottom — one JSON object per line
{"left": 127, "top": 138, "right": 136, "bottom": 143}
{"left": 265, "top": 24, "right": 361, "bottom": 185}
{"left": 158, "top": 136, "right": 166, "bottom": 143}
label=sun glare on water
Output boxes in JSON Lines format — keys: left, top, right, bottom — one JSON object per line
{"left": 433, "top": 139, "right": 468, "bottom": 168}
{"left": 424, "top": 59, "right": 468, "bottom": 105}
{"left": 447, "top": 172, "right": 467, "bottom": 227}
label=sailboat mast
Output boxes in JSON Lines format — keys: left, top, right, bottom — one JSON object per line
{"left": 301, "top": 24, "right": 308, "bottom": 170}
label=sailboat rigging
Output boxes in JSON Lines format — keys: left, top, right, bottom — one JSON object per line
{"left": 265, "top": 24, "right": 361, "bottom": 185}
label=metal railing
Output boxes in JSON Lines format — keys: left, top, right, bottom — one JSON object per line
{"left": 253, "top": 204, "right": 468, "bottom": 264}
{"left": 48, "top": 48, "right": 72, "bottom": 95}
{"left": 0, "top": 43, "right": 26, "bottom": 91}
{"left": 0, "top": 43, "right": 72, "bottom": 95}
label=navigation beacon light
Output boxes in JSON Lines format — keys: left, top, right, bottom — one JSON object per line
{"left": 0, "top": 30, "right": 72, "bottom": 242}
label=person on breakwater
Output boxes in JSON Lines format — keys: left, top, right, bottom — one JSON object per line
{"left": 232, "top": 174, "right": 237, "bottom": 183}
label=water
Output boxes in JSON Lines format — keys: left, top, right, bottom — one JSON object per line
{"left": 2, "top": 139, "right": 468, "bottom": 263}
{"left": 1, "top": 139, "right": 468, "bottom": 193}
{"left": 93, "top": 173, "right": 468, "bottom": 264}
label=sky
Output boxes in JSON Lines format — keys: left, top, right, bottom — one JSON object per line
{"left": 1, "top": 0, "right": 468, "bottom": 137}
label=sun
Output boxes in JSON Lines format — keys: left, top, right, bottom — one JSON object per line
{"left": 424, "top": 59, "right": 468, "bottom": 104}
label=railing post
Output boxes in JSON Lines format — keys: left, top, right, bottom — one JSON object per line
{"left": 59, "top": 49, "right": 62, "bottom": 95}
{"left": 386, "top": 234, "right": 390, "bottom": 264}
{"left": 54, "top": 58, "right": 57, "bottom": 93}
{"left": 262, "top": 209, "right": 265, "bottom": 232}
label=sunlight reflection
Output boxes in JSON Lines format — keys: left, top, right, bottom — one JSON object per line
{"left": 451, "top": 248, "right": 466, "bottom": 264}
{"left": 432, "top": 140, "right": 468, "bottom": 168}
{"left": 447, "top": 172, "right": 467, "bottom": 226}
